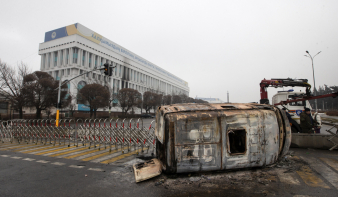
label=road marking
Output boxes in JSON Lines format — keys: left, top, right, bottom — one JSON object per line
{"left": 11, "top": 144, "right": 51, "bottom": 152}
{"left": 276, "top": 170, "right": 300, "bottom": 185}
{"left": 320, "top": 157, "right": 338, "bottom": 172}
{"left": 51, "top": 162, "right": 65, "bottom": 166}
{"left": 0, "top": 144, "right": 38, "bottom": 150}
{"left": 47, "top": 146, "right": 91, "bottom": 157}
{"left": 36, "top": 160, "right": 50, "bottom": 164}
{"left": 0, "top": 143, "right": 29, "bottom": 149}
{"left": 301, "top": 156, "right": 338, "bottom": 189}
{"left": 44, "top": 146, "right": 85, "bottom": 157}
{"left": 11, "top": 156, "right": 22, "bottom": 159}
{"left": 34, "top": 146, "right": 74, "bottom": 155}
{"left": 0, "top": 143, "right": 20, "bottom": 148}
{"left": 81, "top": 147, "right": 128, "bottom": 161}
{"left": 1, "top": 155, "right": 10, "bottom": 157}
{"left": 64, "top": 148, "right": 103, "bottom": 159}
{"left": 296, "top": 165, "right": 329, "bottom": 189}
{"left": 22, "top": 158, "right": 35, "bottom": 161}
{"left": 100, "top": 148, "right": 142, "bottom": 164}
{"left": 69, "top": 165, "right": 85, "bottom": 169}
{"left": 88, "top": 168, "right": 104, "bottom": 172}
{"left": 19, "top": 144, "right": 63, "bottom": 153}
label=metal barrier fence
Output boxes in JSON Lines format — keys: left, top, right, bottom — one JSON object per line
{"left": 0, "top": 118, "right": 156, "bottom": 155}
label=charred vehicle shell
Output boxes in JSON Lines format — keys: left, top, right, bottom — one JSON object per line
{"left": 154, "top": 103, "right": 291, "bottom": 173}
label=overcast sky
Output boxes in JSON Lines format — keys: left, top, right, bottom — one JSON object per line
{"left": 1, "top": 0, "right": 337, "bottom": 103}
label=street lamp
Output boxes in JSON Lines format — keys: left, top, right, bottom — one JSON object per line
{"left": 304, "top": 50, "right": 321, "bottom": 112}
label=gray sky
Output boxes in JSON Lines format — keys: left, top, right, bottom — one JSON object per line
{"left": 1, "top": 0, "right": 337, "bottom": 103}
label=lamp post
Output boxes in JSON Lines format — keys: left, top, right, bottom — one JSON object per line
{"left": 304, "top": 50, "right": 321, "bottom": 112}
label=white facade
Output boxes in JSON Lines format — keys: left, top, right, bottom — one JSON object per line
{"left": 39, "top": 23, "right": 189, "bottom": 111}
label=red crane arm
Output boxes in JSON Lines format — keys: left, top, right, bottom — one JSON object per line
{"left": 259, "top": 78, "right": 311, "bottom": 104}
{"left": 273, "top": 92, "right": 338, "bottom": 106}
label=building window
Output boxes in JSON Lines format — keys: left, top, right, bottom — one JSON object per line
{"left": 89, "top": 53, "right": 92, "bottom": 68}
{"left": 73, "top": 48, "right": 78, "bottom": 63}
{"left": 98, "top": 75, "right": 101, "bottom": 81}
{"left": 95, "top": 56, "right": 98, "bottom": 67}
{"left": 130, "top": 69, "right": 133, "bottom": 81}
{"left": 67, "top": 69, "right": 70, "bottom": 75}
{"left": 82, "top": 51, "right": 85, "bottom": 66}
{"left": 101, "top": 58, "right": 104, "bottom": 66}
{"left": 54, "top": 52, "right": 58, "bottom": 67}
{"left": 60, "top": 50, "right": 63, "bottom": 65}
{"left": 55, "top": 71, "right": 59, "bottom": 79}
{"left": 43, "top": 54, "right": 46, "bottom": 68}
{"left": 48, "top": 53, "right": 51, "bottom": 67}
{"left": 66, "top": 49, "right": 69, "bottom": 63}
{"left": 114, "top": 64, "right": 117, "bottom": 76}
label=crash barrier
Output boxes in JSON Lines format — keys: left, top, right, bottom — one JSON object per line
{"left": 0, "top": 118, "right": 156, "bottom": 155}
{"left": 326, "top": 124, "right": 338, "bottom": 150}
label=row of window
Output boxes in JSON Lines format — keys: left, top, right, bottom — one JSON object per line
{"left": 42, "top": 47, "right": 188, "bottom": 95}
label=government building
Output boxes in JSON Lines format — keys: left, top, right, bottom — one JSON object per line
{"left": 38, "top": 23, "right": 189, "bottom": 111}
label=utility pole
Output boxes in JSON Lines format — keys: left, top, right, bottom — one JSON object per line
{"left": 56, "top": 76, "right": 62, "bottom": 126}
{"left": 304, "top": 50, "right": 321, "bottom": 112}
{"left": 227, "top": 91, "right": 229, "bottom": 103}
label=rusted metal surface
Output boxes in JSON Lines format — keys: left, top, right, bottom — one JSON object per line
{"left": 155, "top": 103, "right": 291, "bottom": 174}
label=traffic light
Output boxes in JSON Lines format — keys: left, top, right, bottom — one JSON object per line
{"left": 104, "top": 63, "right": 109, "bottom": 75}
{"left": 109, "top": 65, "right": 112, "bottom": 76}
{"left": 55, "top": 102, "right": 62, "bottom": 108}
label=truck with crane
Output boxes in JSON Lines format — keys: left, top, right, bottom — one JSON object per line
{"left": 260, "top": 78, "right": 338, "bottom": 133}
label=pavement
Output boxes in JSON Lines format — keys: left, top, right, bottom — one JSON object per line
{"left": 321, "top": 114, "right": 338, "bottom": 120}
{"left": 1, "top": 140, "right": 338, "bottom": 197}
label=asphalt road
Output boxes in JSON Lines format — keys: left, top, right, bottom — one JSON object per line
{"left": 1, "top": 147, "right": 338, "bottom": 197}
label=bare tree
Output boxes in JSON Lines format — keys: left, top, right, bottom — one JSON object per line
{"left": 78, "top": 83, "right": 110, "bottom": 118}
{"left": 23, "top": 71, "right": 68, "bottom": 119}
{"left": 163, "top": 94, "right": 172, "bottom": 105}
{"left": 153, "top": 93, "right": 163, "bottom": 110}
{"left": 172, "top": 94, "right": 182, "bottom": 104}
{"left": 114, "top": 88, "right": 141, "bottom": 114}
{"left": 0, "top": 60, "right": 30, "bottom": 119}
{"left": 143, "top": 91, "right": 156, "bottom": 114}
{"left": 180, "top": 94, "right": 189, "bottom": 103}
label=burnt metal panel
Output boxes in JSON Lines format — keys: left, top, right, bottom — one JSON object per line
{"left": 155, "top": 103, "right": 291, "bottom": 173}
{"left": 173, "top": 112, "right": 222, "bottom": 172}
{"left": 262, "top": 110, "right": 279, "bottom": 165}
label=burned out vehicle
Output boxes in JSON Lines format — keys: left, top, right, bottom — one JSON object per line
{"left": 154, "top": 103, "right": 291, "bottom": 173}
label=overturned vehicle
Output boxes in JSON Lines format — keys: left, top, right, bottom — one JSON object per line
{"left": 134, "top": 103, "right": 291, "bottom": 182}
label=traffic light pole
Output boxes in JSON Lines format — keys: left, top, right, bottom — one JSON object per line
{"left": 56, "top": 76, "right": 62, "bottom": 126}
{"left": 55, "top": 64, "right": 115, "bottom": 127}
